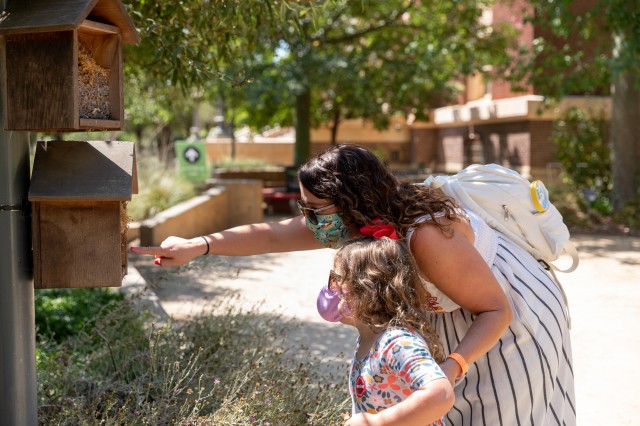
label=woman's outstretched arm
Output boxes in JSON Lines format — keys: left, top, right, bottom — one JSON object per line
{"left": 131, "top": 215, "right": 323, "bottom": 267}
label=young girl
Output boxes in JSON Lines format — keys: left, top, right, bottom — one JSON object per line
{"left": 317, "top": 236, "right": 454, "bottom": 426}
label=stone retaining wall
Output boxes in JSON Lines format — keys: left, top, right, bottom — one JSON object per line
{"left": 136, "top": 180, "right": 263, "bottom": 246}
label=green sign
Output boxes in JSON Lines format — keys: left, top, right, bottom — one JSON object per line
{"left": 175, "top": 140, "right": 209, "bottom": 182}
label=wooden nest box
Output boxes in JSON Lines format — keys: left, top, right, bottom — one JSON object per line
{"left": 29, "top": 140, "right": 138, "bottom": 289}
{"left": 0, "top": 0, "right": 140, "bottom": 131}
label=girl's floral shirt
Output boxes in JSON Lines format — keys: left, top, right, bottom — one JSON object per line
{"left": 349, "top": 328, "right": 447, "bottom": 425}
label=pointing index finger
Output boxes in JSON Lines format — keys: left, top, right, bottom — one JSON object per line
{"left": 130, "top": 245, "right": 165, "bottom": 256}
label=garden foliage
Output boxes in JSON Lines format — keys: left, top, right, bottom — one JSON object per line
{"left": 37, "top": 297, "right": 350, "bottom": 425}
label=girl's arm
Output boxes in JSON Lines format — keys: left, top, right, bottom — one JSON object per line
{"left": 131, "top": 216, "right": 323, "bottom": 267}
{"left": 345, "top": 379, "right": 454, "bottom": 426}
{"left": 410, "top": 218, "right": 513, "bottom": 383}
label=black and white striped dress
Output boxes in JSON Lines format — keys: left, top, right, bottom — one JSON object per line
{"left": 407, "top": 210, "right": 576, "bottom": 425}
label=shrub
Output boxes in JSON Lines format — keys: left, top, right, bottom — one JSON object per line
{"left": 37, "top": 298, "right": 351, "bottom": 425}
{"left": 127, "top": 156, "right": 197, "bottom": 221}
{"left": 35, "top": 288, "right": 125, "bottom": 343}
{"left": 551, "top": 106, "right": 612, "bottom": 214}
{"left": 551, "top": 107, "right": 640, "bottom": 233}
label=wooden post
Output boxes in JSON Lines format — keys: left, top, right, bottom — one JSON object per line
{"left": 0, "top": 42, "right": 37, "bottom": 426}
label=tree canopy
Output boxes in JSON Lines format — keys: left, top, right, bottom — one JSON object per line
{"left": 124, "top": 0, "right": 313, "bottom": 88}
{"left": 123, "top": 0, "right": 513, "bottom": 164}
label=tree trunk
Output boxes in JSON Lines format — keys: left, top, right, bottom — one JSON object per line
{"left": 230, "top": 109, "right": 236, "bottom": 160}
{"left": 611, "top": 64, "right": 640, "bottom": 210}
{"left": 294, "top": 89, "right": 311, "bottom": 166}
{"left": 330, "top": 103, "right": 341, "bottom": 146}
{"left": 134, "top": 125, "right": 144, "bottom": 151}
{"left": 157, "top": 125, "right": 173, "bottom": 165}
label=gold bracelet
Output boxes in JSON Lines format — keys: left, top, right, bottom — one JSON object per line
{"left": 447, "top": 352, "right": 469, "bottom": 378}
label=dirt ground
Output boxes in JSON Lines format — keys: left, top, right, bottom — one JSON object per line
{"left": 127, "top": 231, "right": 640, "bottom": 425}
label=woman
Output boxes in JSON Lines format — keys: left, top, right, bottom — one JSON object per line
{"left": 132, "top": 144, "right": 576, "bottom": 425}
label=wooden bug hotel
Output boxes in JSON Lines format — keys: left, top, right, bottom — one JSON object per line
{"left": 29, "top": 140, "right": 138, "bottom": 289}
{"left": 0, "top": 0, "right": 140, "bottom": 131}
{"left": 0, "top": 0, "right": 140, "bottom": 288}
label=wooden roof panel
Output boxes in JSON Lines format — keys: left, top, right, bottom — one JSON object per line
{"left": 0, "top": 0, "right": 139, "bottom": 44}
{"left": 89, "top": 0, "right": 140, "bottom": 44}
{"left": 29, "top": 140, "right": 137, "bottom": 201}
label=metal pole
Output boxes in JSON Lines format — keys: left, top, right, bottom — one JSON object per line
{"left": 0, "top": 2, "right": 38, "bottom": 420}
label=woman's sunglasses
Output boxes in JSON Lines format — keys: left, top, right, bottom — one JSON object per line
{"left": 296, "top": 200, "right": 335, "bottom": 225}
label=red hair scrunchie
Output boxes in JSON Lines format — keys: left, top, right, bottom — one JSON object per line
{"left": 359, "top": 218, "right": 399, "bottom": 240}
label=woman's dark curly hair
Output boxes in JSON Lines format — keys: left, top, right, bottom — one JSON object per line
{"left": 333, "top": 237, "right": 445, "bottom": 362}
{"left": 298, "top": 144, "right": 459, "bottom": 238}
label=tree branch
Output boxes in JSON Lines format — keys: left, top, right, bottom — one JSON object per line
{"left": 316, "top": 0, "right": 417, "bottom": 45}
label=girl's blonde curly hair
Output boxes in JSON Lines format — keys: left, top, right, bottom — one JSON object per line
{"left": 333, "top": 237, "right": 445, "bottom": 363}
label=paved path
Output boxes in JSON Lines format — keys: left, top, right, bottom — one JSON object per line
{"left": 128, "top": 232, "right": 640, "bottom": 425}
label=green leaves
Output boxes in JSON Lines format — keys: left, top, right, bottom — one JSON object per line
{"left": 509, "top": 0, "right": 640, "bottom": 99}
{"left": 123, "top": 0, "right": 513, "bottom": 162}
{"left": 125, "top": 0, "right": 282, "bottom": 88}
{"left": 551, "top": 107, "right": 612, "bottom": 212}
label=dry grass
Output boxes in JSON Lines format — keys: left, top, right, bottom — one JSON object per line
{"left": 78, "top": 42, "right": 111, "bottom": 119}
{"left": 37, "top": 296, "right": 351, "bottom": 426}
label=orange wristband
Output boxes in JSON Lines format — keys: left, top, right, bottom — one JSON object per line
{"left": 447, "top": 352, "right": 469, "bottom": 378}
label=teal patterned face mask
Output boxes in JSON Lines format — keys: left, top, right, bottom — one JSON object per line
{"left": 305, "top": 213, "right": 352, "bottom": 248}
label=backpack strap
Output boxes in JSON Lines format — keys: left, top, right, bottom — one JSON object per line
{"left": 549, "top": 241, "right": 580, "bottom": 273}
{"left": 543, "top": 241, "right": 578, "bottom": 329}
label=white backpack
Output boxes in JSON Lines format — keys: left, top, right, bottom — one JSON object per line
{"left": 424, "top": 164, "right": 579, "bottom": 273}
